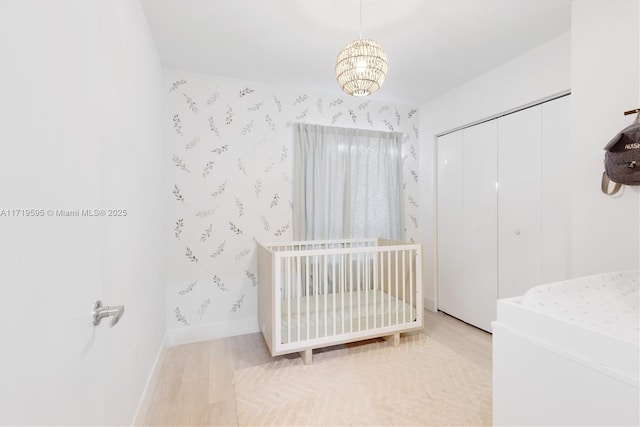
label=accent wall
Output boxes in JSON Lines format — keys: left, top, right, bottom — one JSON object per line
{"left": 163, "top": 69, "right": 421, "bottom": 344}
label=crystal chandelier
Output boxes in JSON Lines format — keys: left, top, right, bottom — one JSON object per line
{"left": 335, "top": 1, "right": 388, "bottom": 97}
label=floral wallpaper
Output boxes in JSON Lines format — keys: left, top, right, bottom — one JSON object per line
{"left": 165, "top": 69, "right": 420, "bottom": 331}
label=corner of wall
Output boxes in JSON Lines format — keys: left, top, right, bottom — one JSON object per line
{"left": 132, "top": 330, "right": 170, "bottom": 426}
{"left": 424, "top": 296, "right": 437, "bottom": 312}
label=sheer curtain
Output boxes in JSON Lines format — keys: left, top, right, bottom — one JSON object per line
{"left": 293, "top": 123, "right": 404, "bottom": 241}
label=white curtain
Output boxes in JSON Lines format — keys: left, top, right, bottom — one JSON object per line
{"left": 293, "top": 123, "right": 404, "bottom": 241}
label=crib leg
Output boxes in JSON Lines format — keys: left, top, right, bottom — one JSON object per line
{"left": 299, "top": 349, "right": 313, "bottom": 365}
{"left": 384, "top": 333, "right": 400, "bottom": 347}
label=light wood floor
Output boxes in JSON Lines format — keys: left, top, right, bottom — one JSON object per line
{"left": 140, "top": 310, "right": 492, "bottom": 426}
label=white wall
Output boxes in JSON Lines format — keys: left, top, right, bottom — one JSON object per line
{"left": 0, "top": 1, "right": 165, "bottom": 425}
{"left": 570, "top": 0, "right": 640, "bottom": 276}
{"left": 419, "top": 33, "right": 572, "bottom": 309}
{"left": 163, "top": 69, "right": 421, "bottom": 345}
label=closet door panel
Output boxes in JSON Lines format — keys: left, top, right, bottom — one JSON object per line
{"left": 541, "top": 96, "right": 571, "bottom": 283}
{"left": 498, "top": 106, "right": 542, "bottom": 299}
{"left": 463, "top": 120, "right": 498, "bottom": 332}
{"left": 436, "top": 131, "right": 464, "bottom": 319}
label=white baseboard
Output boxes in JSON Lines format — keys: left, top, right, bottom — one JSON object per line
{"left": 166, "top": 317, "right": 260, "bottom": 347}
{"left": 424, "top": 296, "right": 437, "bottom": 312}
{"left": 132, "top": 330, "right": 169, "bottom": 426}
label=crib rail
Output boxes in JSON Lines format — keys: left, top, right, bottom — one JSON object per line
{"left": 258, "top": 239, "right": 423, "bottom": 356}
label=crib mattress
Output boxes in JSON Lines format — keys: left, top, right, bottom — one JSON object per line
{"left": 279, "top": 289, "right": 417, "bottom": 344}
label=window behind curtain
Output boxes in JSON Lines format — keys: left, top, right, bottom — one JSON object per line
{"left": 292, "top": 123, "right": 405, "bottom": 241}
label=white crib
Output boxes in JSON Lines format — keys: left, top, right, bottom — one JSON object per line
{"left": 257, "top": 238, "right": 423, "bottom": 363}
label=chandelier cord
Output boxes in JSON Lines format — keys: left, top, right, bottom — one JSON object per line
{"left": 359, "top": 0, "right": 363, "bottom": 39}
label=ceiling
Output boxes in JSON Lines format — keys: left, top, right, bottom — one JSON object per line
{"left": 140, "top": 0, "right": 572, "bottom": 106}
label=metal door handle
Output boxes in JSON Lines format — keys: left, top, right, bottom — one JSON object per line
{"left": 93, "top": 300, "right": 124, "bottom": 327}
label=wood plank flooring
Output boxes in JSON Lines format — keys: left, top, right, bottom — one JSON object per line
{"left": 140, "top": 310, "right": 492, "bottom": 426}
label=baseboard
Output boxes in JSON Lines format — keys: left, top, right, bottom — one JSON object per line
{"left": 131, "top": 330, "right": 169, "bottom": 426}
{"left": 165, "top": 316, "right": 260, "bottom": 347}
{"left": 424, "top": 296, "right": 437, "bottom": 312}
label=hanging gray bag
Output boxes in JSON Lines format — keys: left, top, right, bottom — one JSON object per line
{"left": 601, "top": 112, "right": 640, "bottom": 195}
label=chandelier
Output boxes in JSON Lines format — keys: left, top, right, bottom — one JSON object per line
{"left": 335, "top": 1, "right": 388, "bottom": 97}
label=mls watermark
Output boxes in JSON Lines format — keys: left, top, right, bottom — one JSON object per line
{"left": 0, "top": 209, "right": 128, "bottom": 217}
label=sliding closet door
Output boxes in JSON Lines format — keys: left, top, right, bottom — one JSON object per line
{"left": 436, "top": 96, "right": 571, "bottom": 330}
{"left": 498, "top": 106, "right": 543, "bottom": 299}
{"left": 436, "top": 131, "right": 464, "bottom": 320}
{"left": 463, "top": 121, "right": 498, "bottom": 331}
{"left": 541, "top": 96, "right": 571, "bottom": 282}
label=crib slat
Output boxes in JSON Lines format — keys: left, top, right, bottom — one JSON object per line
{"left": 410, "top": 249, "right": 414, "bottom": 321}
{"left": 341, "top": 253, "right": 345, "bottom": 334}
{"left": 297, "top": 256, "right": 301, "bottom": 343}
{"left": 306, "top": 255, "right": 310, "bottom": 342}
{"left": 387, "top": 251, "right": 391, "bottom": 327}
{"left": 349, "top": 252, "right": 353, "bottom": 333}
{"left": 357, "top": 252, "right": 361, "bottom": 331}
{"left": 395, "top": 251, "right": 400, "bottom": 325}
{"left": 287, "top": 257, "right": 291, "bottom": 344}
{"left": 373, "top": 251, "right": 377, "bottom": 329}
{"left": 332, "top": 254, "right": 336, "bottom": 337}
{"left": 402, "top": 250, "right": 406, "bottom": 324}
{"left": 365, "top": 252, "right": 369, "bottom": 331}
{"left": 315, "top": 254, "right": 319, "bottom": 340}
{"left": 324, "top": 254, "right": 328, "bottom": 338}
{"left": 380, "top": 252, "right": 384, "bottom": 327}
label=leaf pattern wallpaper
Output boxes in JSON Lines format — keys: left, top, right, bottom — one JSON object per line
{"left": 165, "top": 70, "right": 420, "bottom": 330}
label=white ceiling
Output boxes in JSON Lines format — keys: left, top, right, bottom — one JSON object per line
{"left": 140, "top": 0, "right": 572, "bottom": 106}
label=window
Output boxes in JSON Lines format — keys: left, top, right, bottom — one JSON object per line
{"left": 292, "top": 123, "right": 404, "bottom": 240}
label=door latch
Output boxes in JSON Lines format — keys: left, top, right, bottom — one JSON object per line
{"left": 93, "top": 300, "right": 124, "bottom": 327}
